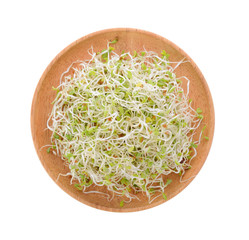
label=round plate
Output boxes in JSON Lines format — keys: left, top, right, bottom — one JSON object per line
{"left": 31, "top": 28, "right": 215, "bottom": 212}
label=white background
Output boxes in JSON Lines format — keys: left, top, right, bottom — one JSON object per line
{"left": 1, "top": 0, "right": 248, "bottom": 239}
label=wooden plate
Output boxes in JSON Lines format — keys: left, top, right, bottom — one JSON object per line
{"left": 31, "top": 28, "right": 215, "bottom": 212}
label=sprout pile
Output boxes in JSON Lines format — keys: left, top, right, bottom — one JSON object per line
{"left": 47, "top": 41, "right": 205, "bottom": 205}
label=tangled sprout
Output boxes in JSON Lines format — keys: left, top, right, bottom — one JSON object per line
{"left": 47, "top": 41, "right": 204, "bottom": 204}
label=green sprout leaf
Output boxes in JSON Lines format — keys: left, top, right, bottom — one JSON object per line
{"left": 162, "top": 192, "right": 167, "bottom": 200}
{"left": 141, "top": 63, "right": 147, "bottom": 70}
{"left": 166, "top": 71, "right": 173, "bottom": 79}
{"left": 201, "top": 125, "right": 207, "bottom": 132}
{"left": 110, "top": 38, "right": 118, "bottom": 44}
{"left": 157, "top": 78, "right": 169, "bottom": 87}
{"left": 74, "top": 184, "right": 83, "bottom": 190}
{"left": 196, "top": 108, "right": 202, "bottom": 114}
{"left": 161, "top": 50, "right": 170, "bottom": 59}
{"left": 128, "top": 146, "right": 134, "bottom": 152}
{"left": 146, "top": 117, "right": 152, "bottom": 123}
{"left": 127, "top": 71, "right": 132, "bottom": 79}
{"left": 121, "top": 178, "right": 130, "bottom": 186}
{"left": 165, "top": 179, "right": 172, "bottom": 186}
{"left": 52, "top": 86, "right": 60, "bottom": 94}
{"left": 66, "top": 134, "right": 73, "bottom": 141}
{"left": 118, "top": 106, "right": 124, "bottom": 115}
{"left": 168, "top": 86, "right": 175, "bottom": 93}
{"left": 53, "top": 133, "right": 60, "bottom": 139}
{"left": 191, "top": 142, "right": 198, "bottom": 148}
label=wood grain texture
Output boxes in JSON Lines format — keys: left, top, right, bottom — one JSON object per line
{"left": 31, "top": 28, "right": 215, "bottom": 212}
